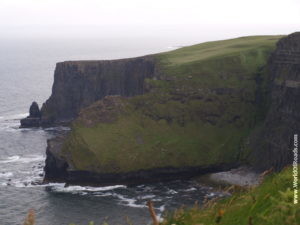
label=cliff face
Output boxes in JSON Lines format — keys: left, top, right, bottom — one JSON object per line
{"left": 43, "top": 35, "right": 286, "bottom": 185}
{"left": 247, "top": 32, "right": 300, "bottom": 171}
{"left": 40, "top": 56, "right": 157, "bottom": 125}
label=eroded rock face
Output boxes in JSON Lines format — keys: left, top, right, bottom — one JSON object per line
{"left": 40, "top": 56, "right": 157, "bottom": 125}
{"left": 248, "top": 32, "right": 300, "bottom": 171}
{"left": 44, "top": 136, "right": 69, "bottom": 182}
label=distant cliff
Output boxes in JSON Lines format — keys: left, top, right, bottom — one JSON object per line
{"left": 21, "top": 56, "right": 157, "bottom": 127}
{"left": 43, "top": 35, "right": 289, "bottom": 185}
{"left": 247, "top": 32, "right": 300, "bottom": 171}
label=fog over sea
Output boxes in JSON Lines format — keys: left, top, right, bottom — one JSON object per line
{"left": 0, "top": 37, "right": 224, "bottom": 225}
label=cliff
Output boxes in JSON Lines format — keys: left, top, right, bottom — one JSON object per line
{"left": 21, "top": 56, "right": 157, "bottom": 127}
{"left": 246, "top": 32, "right": 300, "bottom": 171}
{"left": 43, "top": 35, "right": 287, "bottom": 185}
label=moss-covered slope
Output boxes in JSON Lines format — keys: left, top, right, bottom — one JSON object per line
{"left": 52, "top": 35, "right": 282, "bottom": 178}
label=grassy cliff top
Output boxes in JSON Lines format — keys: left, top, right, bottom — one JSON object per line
{"left": 158, "top": 35, "right": 283, "bottom": 66}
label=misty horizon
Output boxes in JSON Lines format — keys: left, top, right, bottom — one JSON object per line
{"left": 0, "top": 0, "right": 299, "bottom": 41}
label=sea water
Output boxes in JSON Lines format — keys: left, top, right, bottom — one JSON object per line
{"left": 0, "top": 37, "right": 223, "bottom": 225}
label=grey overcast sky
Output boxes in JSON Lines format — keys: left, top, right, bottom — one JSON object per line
{"left": 0, "top": 0, "right": 300, "bottom": 39}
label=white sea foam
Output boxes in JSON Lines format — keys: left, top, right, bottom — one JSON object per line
{"left": 140, "top": 194, "right": 156, "bottom": 199}
{"left": 44, "top": 126, "right": 71, "bottom": 131}
{"left": 159, "top": 205, "right": 165, "bottom": 212}
{"left": 0, "top": 172, "right": 13, "bottom": 178}
{"left": 155, "top": 206, "right": 166, "bottom": 222}
{"left": 185, "top": 187, "right": 197, "bottom": 192}
{"left": 206, "top": 192, "right": 216, "bottom": 197}
{"left": 0, "top": 155, "right": 44, "bottom": 164}
{"left": 95, "top": 192, "right": 114, "bottom": 197}
{"left": 0, "top": 113, "right": 28, "bottom": 121}
{"left": 15, "top": 113, "right": 29, "bottom": 119}
{"left": 0, "top": 155, "right": 20, "bottom": 163}
{"left": 50, "top": 184, "right": 127, "bottom": 194}
{"left": 115, "top": 194, "right": 147, "bottom": 208}
{"left": 166, "top": 189, "right": 178, "bottom": 194}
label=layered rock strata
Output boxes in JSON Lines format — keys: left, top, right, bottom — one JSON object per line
{"left": 21, "top": 56, "right": 157, "bottom": 126}
{"left": 247, "top": 32, "right": 300, "bottom": 171}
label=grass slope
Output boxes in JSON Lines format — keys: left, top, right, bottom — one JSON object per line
{"left": 62, "top": 35, "right": 283, "bottom": 173}
{"left": 162, "top": 166, "right": 299, "bottom": 225}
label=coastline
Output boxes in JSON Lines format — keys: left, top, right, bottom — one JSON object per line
{"left": 195, "top": 166, "right": 260, "bottom": 187}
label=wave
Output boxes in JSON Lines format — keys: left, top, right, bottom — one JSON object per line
{"left": 166, "top": 189, "right": 178, "bottom": 194}
{"left": 0, "top": 155, "right": 20, "bottom": 163}
{"left": 47, "top": 183, "right": 148, "bottom": 208}
{"left": 49, "top": 183, "right": 127, "bottom": 194}
{"left": 0, "top": 113, "right": 26, "bottom": 131}
{"left": 114, "top": 194, "right": 147, "bottom": 208}
{"left": 140, "top": 194, "right": 156, "bottom": 199}
{"left": 0, "top": 113, "right": 28, "bottom": 121}
{"left": 13, "top": 113, "right": 29, "bottom": 119}
{"left": 185, "top": 187, "right": 197, "bottom": 192}
{"left": 0, "top": 172, "right": 13, "bottom": 178}
{"left": 0, "top": 155, "right": 45, "bottom": 164}
{"left": 44, "top": 126, "right": 71, "bottom": 131}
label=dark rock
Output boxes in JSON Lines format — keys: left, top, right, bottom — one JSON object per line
{"left": 29, "top": 102, "right": 41, "bottom": 118}
{"left": 20, "top": 117, "right": 40, "bottom": 127}
{"left": 247, "top": 32, "right": 300, "bottom": 171}
{"left": 40, "top": 56, "right": 158, "bottom": 125}
{"left": 20, "top": 102, "right": 42, "bottom": 128}
{"left": 44, "top": 136, "right": 69, "bottom": 182}
{"left": 64, "top": 164, "right": 237, "bottom": 186}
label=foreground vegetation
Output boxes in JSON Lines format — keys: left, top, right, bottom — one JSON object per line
{"left": 162, "top": 166, "right": 299, "bottom": 225}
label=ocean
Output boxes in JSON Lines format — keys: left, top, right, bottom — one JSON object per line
{"left": 0, "top": 37, "right": 223, "bottom": 225}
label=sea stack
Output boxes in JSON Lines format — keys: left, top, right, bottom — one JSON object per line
{"left": 20, "top": 101, "right": 41, "bottom": 128}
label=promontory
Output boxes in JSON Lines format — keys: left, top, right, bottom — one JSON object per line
{"left": 21, "top": 33, "right": 300, "bottom": 185}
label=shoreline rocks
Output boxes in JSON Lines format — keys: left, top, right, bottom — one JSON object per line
{"left": 196, "top": 166, "right": 260, "bottom": 187}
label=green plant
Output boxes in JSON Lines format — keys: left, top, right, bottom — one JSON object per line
{"left": 161, "top": 166, "right": 299, "bottom": 225}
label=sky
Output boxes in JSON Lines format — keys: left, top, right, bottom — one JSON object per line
{"left": 0, "top": 0, "right": 299, "bottom": 40}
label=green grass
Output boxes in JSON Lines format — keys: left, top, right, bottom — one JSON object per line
{"left": 157, "top": 35, "right": 282, "bottom": 66}
{"left": 64, "top": 114, "right": 243, "bottom": 173}
{"left": 162, "top": 166, "right": 299, "bottom": 225}
{"left": 61, "top": 35, "right": 283, "bottom": 173}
